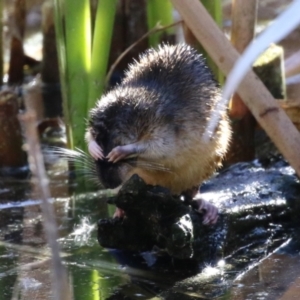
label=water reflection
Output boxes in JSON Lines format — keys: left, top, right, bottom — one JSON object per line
{"left": 228, "top": 245, "right": 300, "bottom": 300}
{"left": 0, "top": 156, "right": 300, "bottom": 299}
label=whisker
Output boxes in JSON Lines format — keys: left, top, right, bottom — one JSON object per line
{"left": 44, "top": 147, "right": 173, "bottom": 188}
{"left": 133, "top": 160, "right": 172, "bottom": 173}
{"left": 45, "top": 147, "right": 93, "bottom": 164}
{"left": 137, "top": 161, "right": 169, "bottom": 169}
{"left": 43, "top": 146, "right": 100, "bottom": 184}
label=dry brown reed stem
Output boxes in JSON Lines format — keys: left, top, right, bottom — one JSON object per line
{"left": 0, "top": 90, "right": 26, "bottom": 167}
{"left": 285, "top": 49, "right": 300, "bottom": 78}
{"left": 170, "top": 0, "right": 300, "bottom": 177}
{"left": 8, "top": 0, "right": 26, "bottom": 84}
{"left": 231, "top": 0, "right": 257, "bottom": 53}
{"left": 19, "top": 110, "right": 72, "bottom": 300}
{"left": 227, "top": 0, "right": 257, "bottom": 163}
{"left": 230, "top": 0, "right": 257, "bottom": 118}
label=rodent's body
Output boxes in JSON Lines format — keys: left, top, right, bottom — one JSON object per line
{"left": 87, "top": 44, "right": 231, "bottom": 197}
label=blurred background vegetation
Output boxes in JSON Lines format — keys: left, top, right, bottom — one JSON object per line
{"left": 0, "top": 0, "right": 299, "bottom": 170}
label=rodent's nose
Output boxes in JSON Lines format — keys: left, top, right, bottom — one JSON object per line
{"left": 95, "top": 159, "right": 122, "bottom": 189}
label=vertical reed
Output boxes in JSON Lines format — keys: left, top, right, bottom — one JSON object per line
{"left": 226, "top": 0, "right": 258, "bottom": 164}
{"left": 54, "top": 0, "right": 118, "bottom": 151}
{"left": 147, "top": 0, "right": 174, "bottom": 47}
{"left": 19, "top": 109, "right": 72, "bottom": 300}
{"left": 88, "top": 0, "right": 118, "bottom": 111}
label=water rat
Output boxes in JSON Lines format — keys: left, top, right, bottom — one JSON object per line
{"left": 86, "top": 44, "right": 231, "bottom": 224}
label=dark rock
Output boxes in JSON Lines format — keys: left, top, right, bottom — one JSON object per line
{"left": 98, "top": 159, "right": 300, "bottom": 263}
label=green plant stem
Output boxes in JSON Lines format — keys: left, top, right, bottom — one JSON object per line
{"left": 147, "top": 0, "right": 173, "bottom": 47}
{"left": 64, "top": 0, "right": 91, "bottom": 151}
{"left": 88, "top": 0, "right": 118, "bottom": 111}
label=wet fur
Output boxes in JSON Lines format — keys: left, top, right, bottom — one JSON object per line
{"left": 87, "top": 44, "right": 231, "bottom": 194}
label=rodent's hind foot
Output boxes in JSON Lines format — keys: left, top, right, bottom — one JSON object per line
{"left": 88, "top": 140, "right": 104, "bottom": 160}
{"left": 194, "top": 199, "right": 218, "bottom": 225}
{"left": 113, "top": 207, "right": 125, "bottom": 218}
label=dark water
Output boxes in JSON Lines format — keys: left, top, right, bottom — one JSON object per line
{"left": 0, "top": 155, "right": 300, "bottom": 300}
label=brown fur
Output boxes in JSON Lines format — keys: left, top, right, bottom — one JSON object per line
{"left": 87, "top": 44, "right": 231, "bottom": 194}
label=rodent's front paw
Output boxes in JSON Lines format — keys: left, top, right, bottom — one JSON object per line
{"left": 88, "top": 140, "right": 104, "bottom": 160}
{"left": 107, "top": 144, "right": 137, "bottom": 163}
{"left": 107, "top": 146, "right": 127, "bottom": 163}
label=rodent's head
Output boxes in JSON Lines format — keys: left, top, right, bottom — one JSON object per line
{"left": 93, "top": 123, "right": 134, "bottom": 189}
{"left": 94, "top": 159, "right": 129, "bottom": 189}
{"left": 89, "top": 104, "right": 136, "bottom": 189}
{"left": 92, "top": 132, "right": 134, "bottom": 189}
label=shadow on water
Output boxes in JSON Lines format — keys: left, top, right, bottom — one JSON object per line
{"left": 0, "top": 151, "right": 300, "bottom": 300}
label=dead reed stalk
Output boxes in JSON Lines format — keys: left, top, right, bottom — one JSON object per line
{"left": 171, "top": 0, "right": 300, "bottom": 177}
{"left": 19, "top": 109, "right": 72, "bottom": 300}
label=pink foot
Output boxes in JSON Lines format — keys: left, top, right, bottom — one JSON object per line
{"left": 194, "top": 199, "right": 218, "bottom": 225}
{"left": 88, "top": 140, "right": 104, "bottom": 160}
{"left": 113, "top": 207, "right": 125, "bottom": 218}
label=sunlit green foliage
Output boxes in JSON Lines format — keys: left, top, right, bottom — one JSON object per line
{"left": 147, "top": 0, "right": 174, "bottom": 47}
{"left": 54, "top": 0, "right": 117, "bottom": 151}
